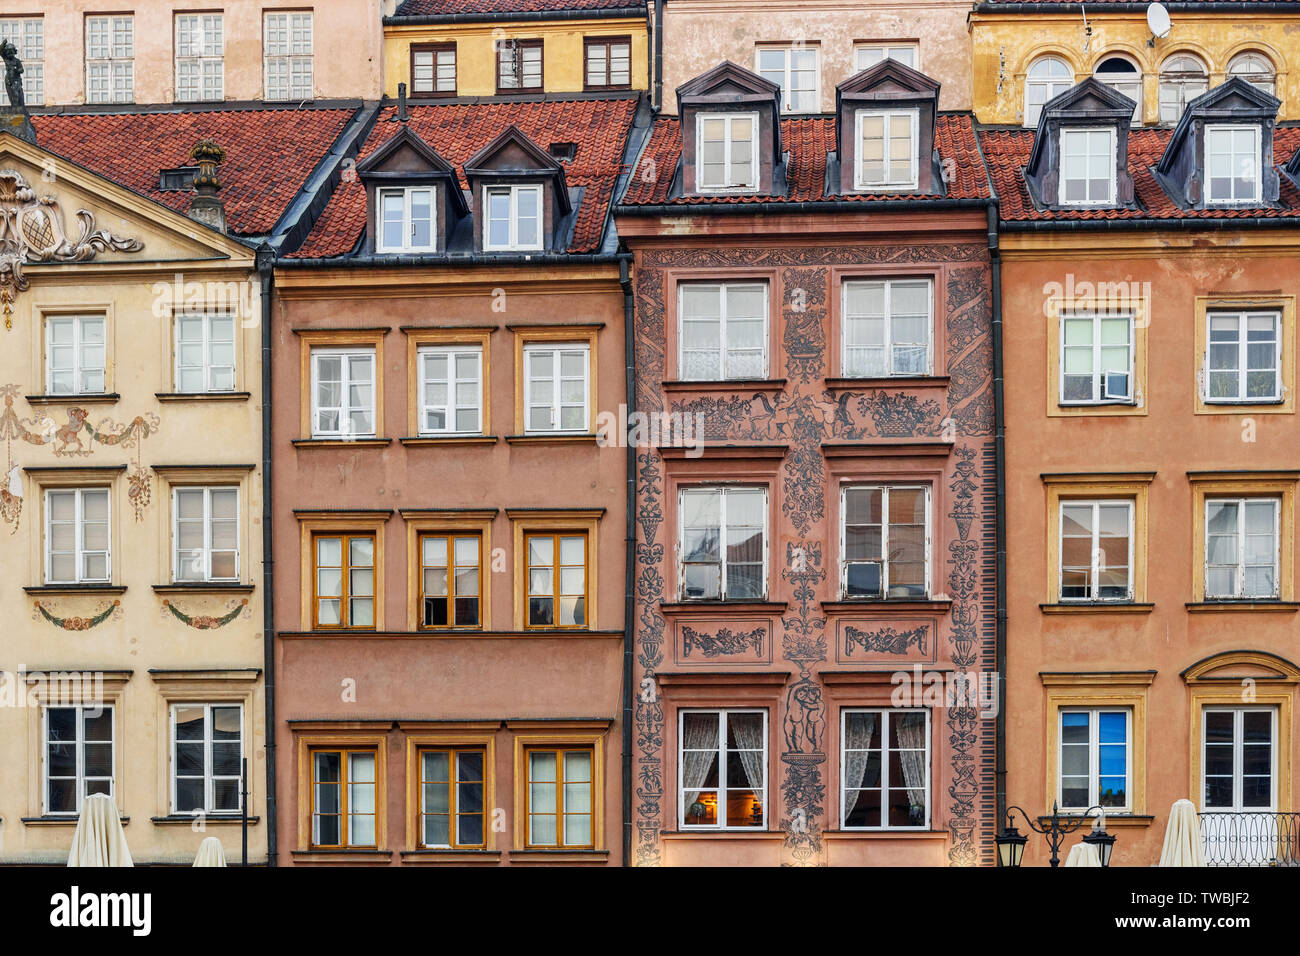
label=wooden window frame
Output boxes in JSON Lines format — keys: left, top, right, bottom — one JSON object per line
{"left": 296, "top": 512, "right": 389, "bottom": 631}
{"left": 511, "top": 326, "right": 599, "bottom": 436}
{"left": 415, "top": 746, "right": 488, "bottom": 849}
{"left": 508, "top": 509, "right": 601, "bottom": 631}
{"left": 417, "top": 530, "right": 483, "bottom": 630}
{"left": 404, "top": 731, "right": 496, "bottom": 851}
{"left": 1200, "top": 705, "right": 1278, "bottom": 812}
{"left": 295, "top": 732, "right": 387, "bottom": 852}
{"left": 410, "top": 41, "right": 456, "bottom": 98}
{"left": 1043, "top": 474, "right": 1152, "bottom": 609}
{"left": 522, "top": 745, "right": 596, "bottom": 849}
{"left": 403, "top": 510, "right": 494, "bottom": 630}
{"left": 310, "top": 530, "right": 377, "bottom": 630}
{"left": 1193, "top": 295, "right": 1295, "bottom": 414}
{"left": 523, "top": 530, "right": 589, "bottom": 630}
{"left": 295, "top": 329, "right": 388, "bottom": 442}
{"left": 495, "top": 37, "right": 543, "bottom": 93}
{"left": 307, "top": 746, "right": 380, "bottom": 849}
{"left": 1057, "top": 498, "right": 1135, "bottom": 603}
{"left": 174, "top": 12, "right": 224, "bottom": 103}
{"left": 583, "top": 35, "right": 632, "bottom": 92}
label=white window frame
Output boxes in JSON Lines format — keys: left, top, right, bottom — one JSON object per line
{"left": 311, "top": 347, "right": 377, "bottom": 439}
{"left": 841, "top": 278, "right": 933, "bottom": 377}
{"left": 841, "top": 708, "right": 931, "bottom": 830}
{"left": 174, "top": 312, "right": 236, "bottom": 393}
{"left": 43, "top": 704, "right": 114, "bottom": 816}
{"left": 1093, "top": 55, "right": 1143, "bottom": 126}
{"left": 1059, "top": 126, "right": 1117, "bottom": 207}
{"left": 1058, "top": 499, "right": 1135, "bottom": 603}
{"left": 481, "top": 184, "right": 543, "bottom": 252}
{"left": 263, "top": 10, "right": 314, "bottom": 102}
{"left": 44, "top": 487, "right": 111, "bottom": 585}
{"left": 45, "top": 314, "right": 107, "bottom": 396}
{"left": 1227, "top": 52, "right": 1276, "bottom": 97}
{"left": 1157, "top": 54, "right": 1208, "bottom": 126}
{"left": 1058, "top": 707, "right": 1132, "bottom": 812}
{"left": 854, "top": 108, "right": 919, "bottom": 191}
{"left": 1058, "top": 311, "right": 1135, "bottom": 405}
{"left": 172, "top": 485, "right": 240, "bottom": 584}
{"left": 1024, "top": 55, "right": 1073, "bottom": 128}
{"left": 376, "top": 186, "right": 436, "bottom": 254}
{"left": 175, "top": 13, "right": 224, "bottom": 103}
{"left": 171, "top": 703, "right": 244, "bottom": 815}
{"left": 418, "top": 345, "right": 483, "bottom": 436}
{"left": 694, "top": 112, "right": 759, "bottom": 193}
{"left": 1203, "top": 310, "right": 1282, "bottom": 403}
{"left": 755, "top": 44, "right": 820, "bottom": 113}
{"left": 0, "top": 17, "right": 43, "bottom": 106}
{"left": 1204, "top": 496, "right": 1281, "bottom": 600}
{"left": 840, "top": 484, "right": 931, "bottom": 600}
{"left": 853, "top": 42, "right": 920, "bottom": 73}
{"left": 1202, "top": 706, "right": 1277, "bottom": 812}
{"left": 85, "top": 15, "right": 134, "bottom": 105}
{"left": 523, "top": 342, "right": 590, "bottom": 434}
{"left": 677, "top": 486, "right": 769, "bottom": 602}
{"left": 1204, "top": 124, "right": 1262, "bottom": 206}
{"left": 678, "top": 708, "right": 767, "bottom": 830}
{"left": 677, "top": 282, "right": 769, "bottom": 382}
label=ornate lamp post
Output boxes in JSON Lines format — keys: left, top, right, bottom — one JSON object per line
{"left": 996, "top": 802, "right": 1115, "bottom": 867}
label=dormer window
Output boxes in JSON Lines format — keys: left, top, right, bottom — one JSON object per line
{"left": 377, "top": 186, "right": 435, "bottom": 253}
{"left": 855, "top": 109, "right": 917, "bottom": 190}
{"left": 1060, "top": 127, "right": 1116, "bottom": 206}
{"left": 697, "top": 113, "right": 758, "bottom": 192}
{"left": 1205, "top": 125, "right": 1261, "bottom": 205}
{"left": 483, "top": 184, "right": 542, "bottom": 251}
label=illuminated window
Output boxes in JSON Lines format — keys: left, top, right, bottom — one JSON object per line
{"left": 679, "top": 709, "right": 766, "bottom": 829}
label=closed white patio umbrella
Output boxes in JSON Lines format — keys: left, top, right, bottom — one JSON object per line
{"left": 193, "top": 837, "right": 227, "bottom": 867}
{"left": 1158, "top": 798, "right": 1206, "bottom": 866}
{"left": 1064, "top": 841, "right": 1102, "bottom": 867}
{"left": 67, "top": 793, "right": 133, "bottom": 867}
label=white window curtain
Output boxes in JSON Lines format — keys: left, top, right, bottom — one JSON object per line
{"left": 681, "top": 712, "right": 718, "bottom": 809}
{"left": 896, "top": 713, "right": 928, "bottom": 813}
{"left": 843, "top": 711, "right": 876, "bottom": 818}
{"left": 730, "top": 712, "right": 766, "bottom": 805}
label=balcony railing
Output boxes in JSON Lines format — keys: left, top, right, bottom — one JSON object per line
{"left": 1199, "top": 812, "right": 1300, "bottom": 866}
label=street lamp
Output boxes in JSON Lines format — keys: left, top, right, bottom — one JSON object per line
{"left": 996, "top": 802, "right": 1115, "bottom": 867}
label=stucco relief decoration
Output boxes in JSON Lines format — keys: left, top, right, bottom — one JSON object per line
{"left": 161, "top": 597, "right": 250, "bottom": 630}
{"left": 681, "top": 624, "right": 764, "bottom": 658}
{"left": 0, "top": 169, "right": 144, "bottom": 328}
{"left": 32, "top": 599, "right": 122, "bottom": 631}
{"left": 844, "top": 623, "right": 929, "bottom": 656}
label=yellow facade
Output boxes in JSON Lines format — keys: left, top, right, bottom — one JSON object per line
{"left": 384, "top": 18, "right": 649, "bottom": 97}
{"left": 970, "top": 11, "right": 1298, "bottom": 125}
{"left": 0, "top": 134, "right": 266, "bottom": 864}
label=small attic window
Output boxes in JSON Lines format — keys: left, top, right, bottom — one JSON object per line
{"left": 160, "top": 166, "right": 199, "bottom": 191}
{"left": 1059, "top": 127, "right": 1116, "bottom": 206}
{"left": 697, "top": 113, "right": 758, "bottom": 192}
{"left": 377, "top": 186, "right": 436, "bottom": 253}
{"left": 855, "top": 109, "right": 918, "bottom": 190}
{"left": 548, "top": 142, "right": 577, "bottom": 163}
{"left": 1205, "top": 125, "right": 1262, "bottom": 205}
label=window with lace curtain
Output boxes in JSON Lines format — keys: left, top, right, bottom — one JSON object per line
{"left": 680, "top": 709, "right": 767, "bottom": 829}
{"left": 841, "top": 709, "right": 929, "bottom": 829}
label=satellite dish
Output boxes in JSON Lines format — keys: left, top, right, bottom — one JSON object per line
{"left": 1146, "top": 2, "right": 1172, "bottom": 39}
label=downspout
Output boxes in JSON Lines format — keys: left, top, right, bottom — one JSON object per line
{"left": 619, "top": 256, "right": 637, "bottom": 866}
{"left": 987, "top": 202, "right": 1008, "bottom": 840}
{"left": 652, "top": 0, "right": 664, "bottom": 112}
{"left": 257, "top": 244, "right": 278, "bottom": 866}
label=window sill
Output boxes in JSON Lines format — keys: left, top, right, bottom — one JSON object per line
{"left": 821, "top": 598, "right": 952, "bottom": 614}
{"left": 659, "top": 829, "right": 785, "bottom": 840}
{"left": 23, "top": 584, "right": 127, "bottom": 596}
{"left": 292, "top": 438, "right": 392, "bottom": 448}
{"left": 290, "top": 848, "right": 394, "bottom": 864}
{"left": 399, "top": 849, "right": 503, "bottom": 864}
{"left": 153, "top": 583, "right": 256, "bottom": 594}
{"left": 822, "top": 828, "right": 950, "bottom": 839}
{"left": 399, "top": 435, "right": 498, "bottom": 446}
{"left": 1186, "top": 600, "right": 1300, "bottom": 613}
{"left": 25, "top": 393, "right": 119, "bottom": 405}
{"left": 150, "top": 814, "right": 259, "bottom": 825}
{"left": 662, "top": 379, "right": 786, "bottom": 393}
{"left": 504, "top": 433, "right": 600, "bottom": 445}
{"left": 155, "top": 392, "right": 251, "bottom": 403}
{"left": 507, "top": 849, "right": 610, "bottom": 863}
{"left": 23, "top": 815, "right": 129, "bottom": 826}
{"left": 1040, "top": 602, "right": 1154, "bottom": 614}
{"left": 824, "top": 376, "right": 950, "bottom": 390}
{"left": 660, "top": 600, "right": 789, "bottom": 616}
{"left": 277, "top": 628, "right": 625, "bottom": 639}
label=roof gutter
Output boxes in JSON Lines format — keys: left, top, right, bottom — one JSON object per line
{"left": 614, "top": 197, "right": 993, "bottom": 216}
{"left": 999, "top": 214, "right": 1300, "bottom": 232}
{"left": 384, "top": 6, "right": 646, "bottom": 25}
{"left": 974, "top": 2, "right": 1300, "bottom": 12}
{"left": 276, "top": 252, "right": 632, "bottom": 267}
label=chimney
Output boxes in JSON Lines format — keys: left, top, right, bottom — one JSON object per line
{"left": 397, "top": 82, "right": 409, "bottom": 123}
{"left": 0, "top": 39, "right": 36, "bottom": 144}
{"left": 187, "top": 139, "right": 227, "bottom": 234}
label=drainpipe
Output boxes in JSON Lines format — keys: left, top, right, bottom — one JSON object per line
{"left": 257, "top": 243, "right": 278, "bottom": 866}
{"left": 987, "top": 202, "right": 1008, "bottom": 839}
{"left": 619, "top": 255, "right": 637, "bottom": 866}
{"left": 652, "top": 0, "right": 664, "bottom": 112}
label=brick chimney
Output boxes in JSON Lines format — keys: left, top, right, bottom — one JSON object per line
{"left": 187, "top": 139, "right": 227, "bottom": 233}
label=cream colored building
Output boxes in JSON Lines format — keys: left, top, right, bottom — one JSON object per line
{"left": 0, "top": 131, "right": 266, "bottom": 864}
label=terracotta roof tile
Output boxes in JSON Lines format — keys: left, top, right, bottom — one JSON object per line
{"left": 393, "top": 0, "right": 640, "bottom": 16}
{"left": 293, "top": 97, "right": 637, "bottom": 258}
{"left": 978, "top": 125, "right": 1300, "bottom": 221}
{"left": 620, "top": 113, "right": 993, "bottom": 206}
{"left": 31, "top": 107, "right": 356, "bottom": 238}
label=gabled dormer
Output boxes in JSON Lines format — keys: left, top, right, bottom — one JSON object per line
{"left": 463, "top": 125, "right": 573, "bottom": 253}
{"left": 833, "top": 59, "right": 942, "bottom": 195}
{"left": 1023, "top": 78, "right": 1136, "bottom": 211}
{"left": 358, "top": 125, "right": 467, "bottom": 255}
{"left": 675, "top": 62, "right": 784, "bottom": 197}
{"left": 1154, "top": 77, "right": 1281, "bottom": 210}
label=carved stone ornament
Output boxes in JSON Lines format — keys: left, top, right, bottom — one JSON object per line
{"left": 0, "top": 168, "right": 145, "bottom": 328}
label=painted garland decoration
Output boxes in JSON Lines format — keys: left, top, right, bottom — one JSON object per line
{"left": 32, "top": 599, "right": 121, "bottom": 631}
{"left": 161, "top": 598, "right": 249, "bottom": 630}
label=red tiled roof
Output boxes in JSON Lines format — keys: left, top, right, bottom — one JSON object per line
{"left": 619, "top": 113, "right": 993, "bottom": 206}
{"left": 392, "top": 0, "right": 641, "bottom": 16}
{"left": 292, "top": 97, "right": 637, "bottom": 258}
{"left": 31, "top": 107, "right": 356, "bottom": 238}
{"left": 979, "top": 125, "right": 1300, "bottom": 221}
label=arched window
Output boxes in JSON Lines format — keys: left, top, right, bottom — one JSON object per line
{"left": 1024, "top": 56, "right": 1074, "bottom": 127}
{"left": 1094, "top": 55, "right": 1143, "bottom": 124}
{"left": 1228, "top": 52, "right": 1276, "bottom": 97}
{"left": 1158, "top": 54, "right": 1208, "bottom": 124}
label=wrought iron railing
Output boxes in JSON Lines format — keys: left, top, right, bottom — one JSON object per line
{"left": 1199, "top": 812, "right": 1300, "bottom": 866}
